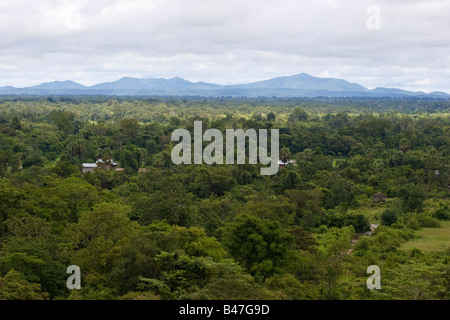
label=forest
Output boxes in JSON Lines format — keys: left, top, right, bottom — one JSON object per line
{"left": 0, "top": 96, "right": 449, "bottom": 300}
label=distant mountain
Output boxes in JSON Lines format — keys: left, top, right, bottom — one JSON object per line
{"left": 429, "top": 91, "right": 450, "bottom": 97}
{"left": 234, "top": 73, "right": 367, "bottom": 92}
{"left": 370, "top": 87, "right": 426, "bottom": 96}
{"left": 0, "top": 86, "right": 17, "bottom": 94}
{"left": 0, "top": 80, "right": 88, "bottom": 95}
{"left": 0, "top": 73, "right": 448, "bottom": 98}
{"left": 91, "top": 77, "right": 220, "bottom": 91}
{"left": 30, "top": 80, "right": 87, "bottom": 90}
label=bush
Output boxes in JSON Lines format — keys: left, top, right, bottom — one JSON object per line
{"left": 415, "top": 213, "right": 441, "bottom": 228}
{"left": 405, "top": 217, "right": 421, "bottom": 230}
{"left": 432, "top": 206, "right": 450, "bottom": 221}
{"left": 346, "top": 213, "right": 370, "bottom": 233}
{"left": 381, "top": 208, "right": 398, "bottom": 226}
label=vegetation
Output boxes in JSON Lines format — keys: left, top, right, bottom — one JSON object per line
{"left": 0, "top": 96, "right": 449, "bottom": 300}
{"left": 400, "top": 221, "right": 450, "bottom": 253}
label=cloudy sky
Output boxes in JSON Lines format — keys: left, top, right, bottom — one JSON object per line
{"left": 0, "top": 0, "right": 449, "bottom": 92}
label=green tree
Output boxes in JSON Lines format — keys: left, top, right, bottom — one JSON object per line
{"left": 53, "top": 177, "right": 99, "bottom": 221}
{"left": 111, "top": 222, "right": 226, "bottom": 297}
{"left": 266, "top": 112, "right": 276, "bottom": 122}
{"left": 50, "top": 110, "right": 76, "bottom": 134}
{"left": 64, "top": 202, "right": 139, "bottom": 286}
{"left": 222, "top": 214, "right": 293, "bottom": 280}
{"left": 381, "top": 208, "right": 398, "bottom": 226}
{"left": 288, "top": 107, "right": 308, "bottom": 122}
{"left": 0, "top": 269, "right": 49, "bottom": 300}
{"left": 398, "top": 183, "right": 427, "bottom": 213}
{"left": 374, "top": 262, "right": 448, "bottom": 300}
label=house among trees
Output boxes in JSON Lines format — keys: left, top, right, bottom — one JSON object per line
{"left": 373, "top": 192, "right": 387, "bottom": 203}
{"left": 81, "top": 163, "right": 97, "bottom": 174}
{"left": 82, "top": 158, "right": 119, "bottom": 174}
{"left": 278, "top": 160, "right": 296, "bottom": 167}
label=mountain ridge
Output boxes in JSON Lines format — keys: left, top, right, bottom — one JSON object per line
{"left": 0, "top": 73, "right": 448, "bottom": 98}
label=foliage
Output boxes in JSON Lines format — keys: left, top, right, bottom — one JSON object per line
{"left": 0, "top": 96, "right": 449, "bottom": 300}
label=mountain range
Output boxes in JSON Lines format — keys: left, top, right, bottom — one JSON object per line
{"left": 0, "top": 73, "right": 448, "bottom": 98}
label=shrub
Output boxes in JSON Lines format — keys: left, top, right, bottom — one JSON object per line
{"left": 432, "top": 205, "right": 450, "bottom": 221}
{"left": 346, "top": 213, "right": 370, "bottom": 233}
{"left": 381, "top": 208, "right": 398, "bottom": 226}
{"left": 415, "top": 213, "right": 441, "bottom": 228}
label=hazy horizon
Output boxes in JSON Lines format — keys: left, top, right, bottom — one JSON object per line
{"left": 2, "top": 73, "right": 449, "bottom": 95}
{"left": 0, "top": 0, "right": 449, "bottom": 93}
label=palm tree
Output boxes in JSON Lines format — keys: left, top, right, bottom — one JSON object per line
{"left": 280, "top": 147, "right": 291, "bottom": 165}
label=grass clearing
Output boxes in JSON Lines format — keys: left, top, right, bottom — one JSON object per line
{"left": 401, "top": 221, "right": 450, "bottom": 253}
{"left": 348, "top": 204, "right": 387, "bottom": 224}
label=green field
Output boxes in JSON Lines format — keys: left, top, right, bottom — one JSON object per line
{"left": 401, "top": 221, "right": 450, "bottom": 253}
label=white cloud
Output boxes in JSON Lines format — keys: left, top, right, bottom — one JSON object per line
{"left": 41, "top": 0, "right": 86, "bottom": 31}
{"left": 0, "top": 0, "right": 448, "bottom": 92}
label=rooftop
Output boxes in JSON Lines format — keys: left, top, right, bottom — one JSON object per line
{"left": 82, "top": 158, "right": 118, "bottom": 168}
{"left": 82, "top": 163, "right": 97, "bottom": 168}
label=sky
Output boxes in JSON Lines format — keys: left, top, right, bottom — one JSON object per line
{"left": 0, "top": 0, "right": 449, "bottom": 92}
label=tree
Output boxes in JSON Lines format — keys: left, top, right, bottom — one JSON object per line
{"left": 280, "top": 147, "right": 291, "bottom": 164}
{"left": 111, "top": 222, "right": 227, "bottom": 297}
{"left": 266, "top": 273, "right": 321, "bottom": 300}
{"left": 266, "top": 112, "right": 276, "bottom": 122}
{"left": 50, "top": 110, "right": 76, "bottom": 134}
{"left": 398, "top": 183, "right": 427, "bottom": 213}
{"left": 0, "top": 181, "right": 23, "bottom": 236}
{"left": 399, "top": 138, "right": 412, "bottom": 154}
{"left": 51, "top": 160, "right": 80, "bottom": 178}
{"left": 222, "top": 214, "right": 292, "bottom": 280}
{"left": 346, "top": 213, "right": 370, "bottom": 233}
{"left": 323, "top": 175, "right": 357, "bottom": 209}
{"left": 64, "top": 202, "right": 139, "bottom": 286}
{"left": 284, "top": 189, "right": 324, "bottom": 220}
{"left": 66, "top": 137, "right": 89, "bottom": 162}
{"left": 9, "top": 116, "right": 22, "bottom": 131}
{"left": 381, "top": 208, "right": 398, "bottom": 226}
{"left": 53, "top": 177, "right": 99, "bottom": 221}
{"left": 384, "top": 150, "right": 403, "bottom": 167}
{"left": 133, "top": 188, "right": 195, "bottom": 227}
{"left": 0, "top": 236, "right": 67, "bottom": 298}
{"left": 122, "top": 150, "right": 138, "bottom": 172}
{"left": 315, "top": 226, "right": 354, "bottom": 257}
{"left": 183, "top": 259, "right": 278, "bottom": 300}
{"left": 288, "top": 107, "right": 308, "bottom": 122}
{"left": 374, "top": 262, "right": 448, "bottom": 300}
{"left": 0, "top": 269, "right": 49, "bottom": 300}
{"left": 119, "top": 118, "right": 140, "bottom": 144}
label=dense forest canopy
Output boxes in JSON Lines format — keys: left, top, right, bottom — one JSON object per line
{"left": 0, "top": 96, "right": 449, "bottom": 300}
